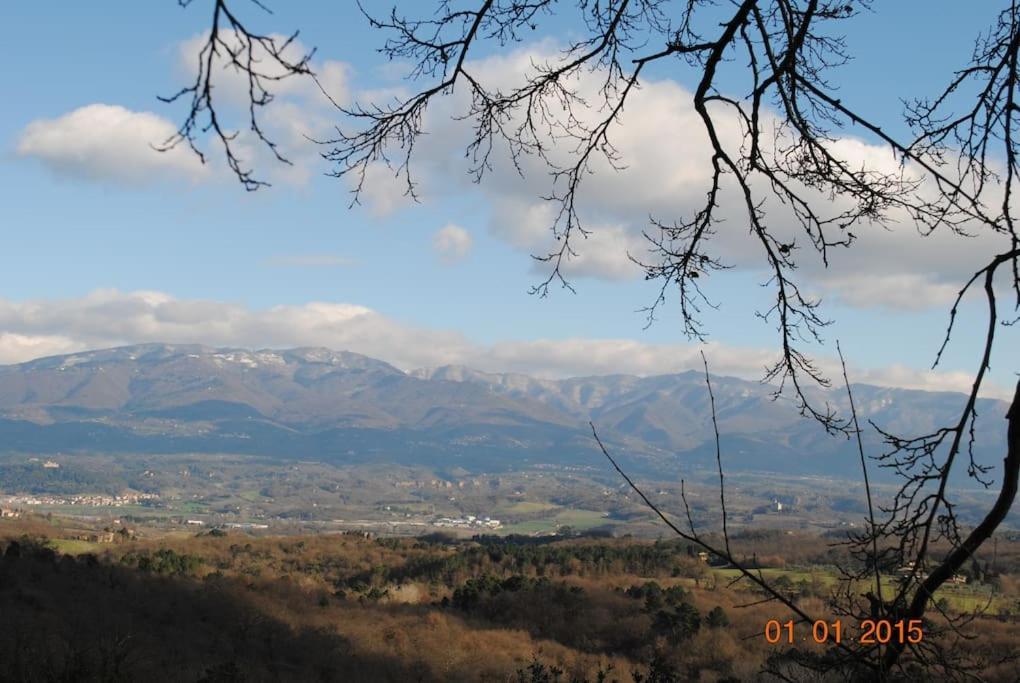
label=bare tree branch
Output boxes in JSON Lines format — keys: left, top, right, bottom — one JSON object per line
{"left": 164, "top": 2, "right": 1020, "bottom": 677}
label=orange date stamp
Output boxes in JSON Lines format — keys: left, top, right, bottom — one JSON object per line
{"left": 763, "top": 619, "right": 924, "bottom": 645}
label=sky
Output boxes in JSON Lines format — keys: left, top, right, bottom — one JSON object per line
{"left": 0, "top": 1, "right": 1017, "bottom": 399}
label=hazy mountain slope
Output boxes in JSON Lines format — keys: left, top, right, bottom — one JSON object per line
{"left": 410, "top": 364, "right": 1011, "bottom": 477}
{"left": 0, "top": 345, "right": 1010, "bottom": 479}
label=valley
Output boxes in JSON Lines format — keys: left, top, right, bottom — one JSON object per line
{"left": 0, "top": 344, "right": 1017, "bottom": 681}
{"left": 0, "top": 449, "right": 1011, "bottom": 540}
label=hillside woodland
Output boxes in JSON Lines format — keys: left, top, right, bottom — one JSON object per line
{"left": 1, "top": 520, "right": 1018, "bottom": 682}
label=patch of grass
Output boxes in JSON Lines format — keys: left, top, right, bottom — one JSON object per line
{"left": 937, "top": 585, "right": 1015, "bottom": 614}
{"left": 178, "top": 501, "right": 208, "bottom": 513}
{"left": 553, "top": 509, "right": 609, "bottom": 530}
{"left": 710, "top": 566, "right": 1017, "bottom": 616}
{"left": 500, "top": 501, "right": 560, "bottom": 514}
{"left": 499, "top": 508, "right": 610, "bottom": 535}
{"left": 48, "top": 539, "right": 101, "bottom": 555}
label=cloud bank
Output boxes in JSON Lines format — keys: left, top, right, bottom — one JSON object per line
{"left": 15, "top": 40, "right": 1014, "bottom": 318}
{"left": 354, "top": 46, "right": 1011, "bottom": 313}
{"left": 0, "top": 290, "right": 1005, "bottom": 398}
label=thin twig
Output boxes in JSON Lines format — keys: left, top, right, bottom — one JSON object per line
{"left": 701, "top": 349, "right": 730, "bottom": 558}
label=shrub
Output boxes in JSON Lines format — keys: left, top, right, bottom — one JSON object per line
{"left": 706, "top": 606, "right": 729, "bottom": 628}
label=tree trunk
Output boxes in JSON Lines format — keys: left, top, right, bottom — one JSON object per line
{"left": 881, "top": 379, "right": 1020, "bottom": 673}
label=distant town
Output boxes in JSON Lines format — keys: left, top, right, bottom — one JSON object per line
{"left": 1, "top": 492, "right": 158, "bottom": 508}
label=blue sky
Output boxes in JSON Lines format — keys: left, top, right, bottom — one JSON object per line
{"left": 0, "top": 1, "right": 1016, "bottom": 397}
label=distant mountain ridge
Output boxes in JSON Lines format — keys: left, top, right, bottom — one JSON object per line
{"left": 0, "top": 344, "right": 1009, "bottom": 479}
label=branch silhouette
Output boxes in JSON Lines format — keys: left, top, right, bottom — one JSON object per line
{"left": 165, "top": 2, "right": 1020, "bottom": 677}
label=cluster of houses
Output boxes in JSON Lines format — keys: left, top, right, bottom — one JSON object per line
{"left": 1, "top": 492, "right": 158, "bottom": 508}
{"left": 896, "top": 561, "right": 968, "bottom": 584}
{"left": 433, "top": 514, "right": 502, "bottom": 530}
{"left": 70, "top": 531, "right": 116, "bottom": 544}
{"left": 394, "top": 478, "right": 486, "bottom": 490}
{"left": 22, "top": 457, "right": 62, "bottom": 468}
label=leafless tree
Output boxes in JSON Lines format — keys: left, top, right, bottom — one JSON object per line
{"left": 162, "top": 0, "right": 1020, "bottom": 679}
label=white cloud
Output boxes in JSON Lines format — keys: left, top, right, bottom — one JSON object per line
{"left": 175, "top": 32, "right": 350, "bottom": 109}
{"left": 0, "top": 290, "right": 470, "bottom": 372}
{"left": 15, "top": 35, "right": 353, "bottom": 189}
{"left": 355, "top": 162, "right": 418, "bottom": 216}
{"left": 0, "top": 333, "right": 83, "bottom": 365}
{"left": 849, "top": 364, "right": 985, "bottom": 396}
{"left": 170, "top": 32, "right": 351, "bottom": 188}
{"left": 16, "top": 104, "right": 208, "bottom": 184}
{"left": 350, "top": 44, "right": 1010, "bottom": 312}
{"left": 432, "top": 224, "right": 473, "bottom": 263}
{"left": 0, "top": 289, "right": 1007, "bottom": 399}
{"left": 814, "top": 273, "right": 963, "bottom": 311}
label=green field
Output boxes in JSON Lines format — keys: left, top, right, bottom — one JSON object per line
{"left": 554, "top": 508, "right": 610, "bottom": 528}
{"left": 501, "top": 508, "right": 610, "bottom": 535}
{"left": 177, "top": 501, "right": 209, "bottom": 513}
{"left": 499, "top": 501, "right": 560, "bottom": 514}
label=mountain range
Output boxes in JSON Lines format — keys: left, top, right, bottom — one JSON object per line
{"left": 0, "top": 344, "right": 1010, "bottom": 480}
